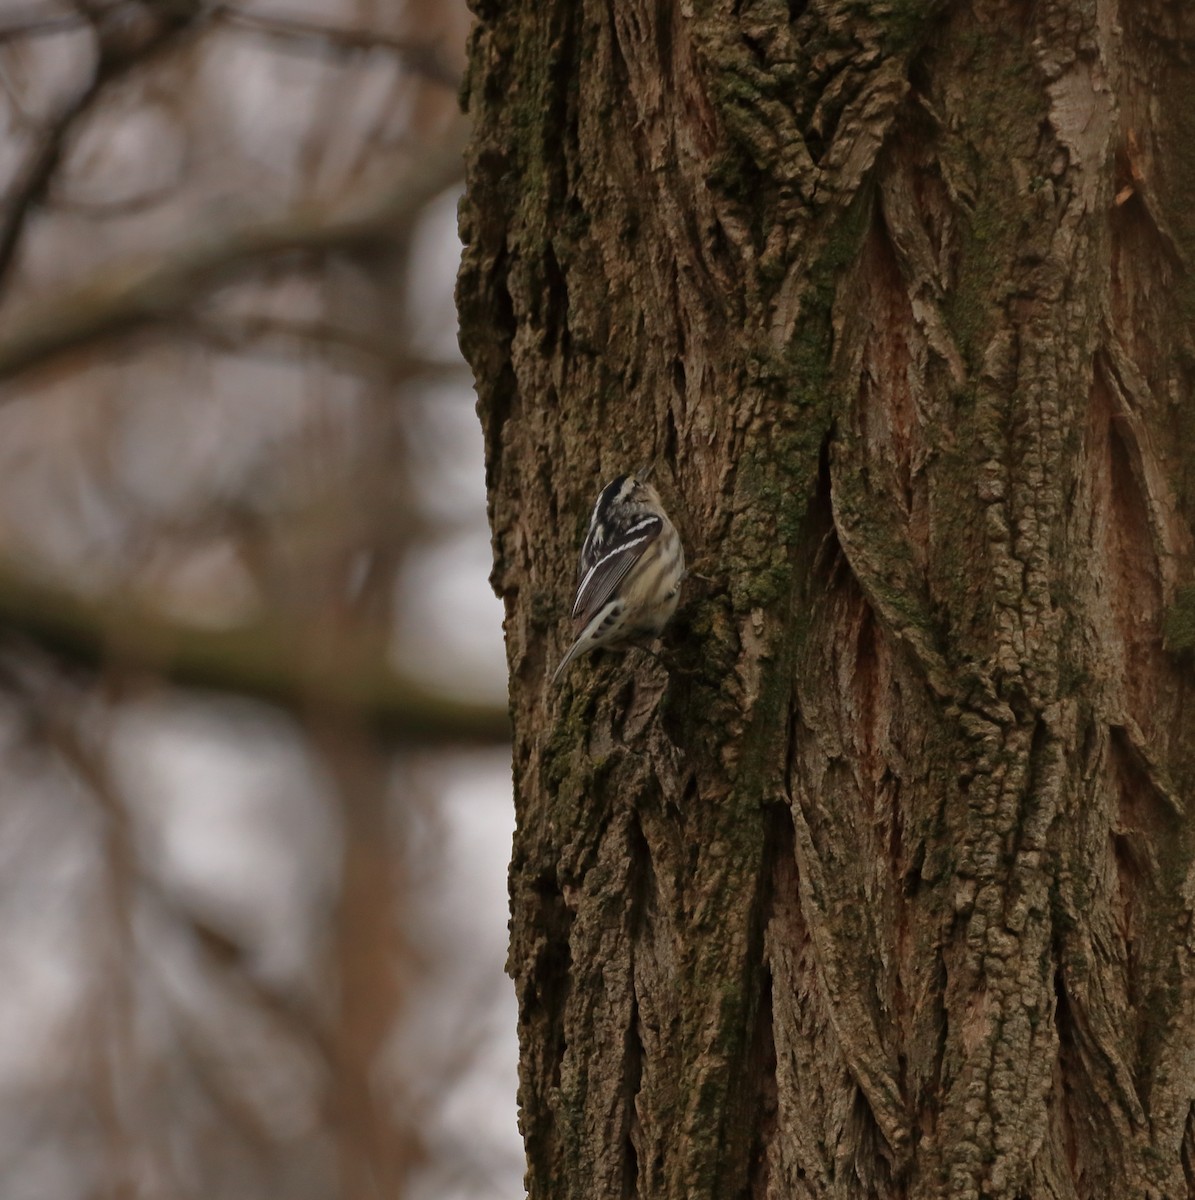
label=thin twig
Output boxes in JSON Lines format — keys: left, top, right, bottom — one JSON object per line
{"left": 0, "top": 2, "right": 207, "bottom": 299}
{"left": 0, "top": 73, "right": 104, "bottom": 292}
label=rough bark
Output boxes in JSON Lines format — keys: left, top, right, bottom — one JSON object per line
{"left": 458, "top": 1, "right": 1195, "bottom": 1197}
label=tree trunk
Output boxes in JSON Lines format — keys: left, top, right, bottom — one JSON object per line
{"left": 457, "top": 1, "right": 1195, "bottom": 1197}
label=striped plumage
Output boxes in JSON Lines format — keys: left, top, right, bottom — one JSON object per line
{"left": 552, "top": 473, "right": 685, "bottom": 683}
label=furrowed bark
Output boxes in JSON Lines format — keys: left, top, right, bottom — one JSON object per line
{"left": 458, "top": 1, "right": 1195, "bottom": 1197}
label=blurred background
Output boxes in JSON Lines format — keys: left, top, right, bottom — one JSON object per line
{"left": 0, "top": 2, "right": 519, "bottom": 1198}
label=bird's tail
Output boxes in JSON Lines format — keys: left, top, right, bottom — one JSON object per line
{"left": 551, "top": 636, "right": 585, "bottom": 685}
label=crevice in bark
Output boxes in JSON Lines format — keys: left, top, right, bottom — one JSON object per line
{"left": 846, "top": 1084, "right": 897, "bottom": 1198}
{"left": 622, "top": 808, "right": 651, "bottom": 1200}
{"left": 741, "top": 798, "right": 788, "bottom": 1200}
{"left": 691, "top": 793, "right": 789, "bottom": 1200}
{"left": 1107, "top": 394, "right": 1163, "bottom": 627}
{"left": 854, "top": 600, "right": 879, "bottom": 774}
{"left": 544, "top": 4, "right": 580, "bottom": 196}
{"left": 1055, "top": 934, "right": 1147, "bottom": 1185}
{"left": 653, "top": 0, "right": 675, "bottom": 87}
{"left": 626, "top": 803, "right": 653, "bottom": 941}
{"left": 829, "top": 201, "right": 955, "bottom": 703}
{"left": 1006, "top": 713, "right": 1048, "bottom": 872}
{"left": 623, "top": 993, "right": 643, "bottom": 1200}
{"left": 663, "top": 392, "right": 680, "bottom": 466}
{"left": 745, "top": 955, "right": 777, "bottom": 1200}
{"left": 1182, "top": 1103, "right": 1195, "bottom": 1195}
{"left": 1052, "top": 966, "right": 1081, "bottom": 1187}
{"left": 790, "top": 438, "right": 917, "bottom": 1177}
{"left": 532, "top": 874, "right": 576, "bottom": 1088}
{"left": 542, "top": 240, "right": 571, "bottom": 357}
{"left": 785, "top": 0, "right": 809, "bottom": 27}
{"left": 1110, "top": 722, "right": 1181, "bottom": 834}
{"left": 521, "top": 872, "right": 576, "bottom": 1174}
{"left": 606, "top": 0, "right": 655, "bottom": 192}
{"left": 766, "top": 775, "right": 830, "bottom": 1195}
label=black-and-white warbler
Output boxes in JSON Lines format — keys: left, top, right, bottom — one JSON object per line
{"left": 552, "top": 472, "right": 685, "bottom": 683}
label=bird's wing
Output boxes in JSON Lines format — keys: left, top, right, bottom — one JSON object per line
{"left": 571, "top": 516, "right": 661, "bottom": 627}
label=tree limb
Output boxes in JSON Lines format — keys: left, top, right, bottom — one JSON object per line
{"left": 0, "top": 2, "right": 208, "bottom": 296}
{"left": 215, "top": 7, "right": 460, "bottom": 89}
{"left": 0, "top": 559, "right": 509, "bottom": 745}
{"left": 0, "top": 5, "right": 84, "bottom": 43}
{"left": 0, "top": 130, "right": 466, "bottom": 384}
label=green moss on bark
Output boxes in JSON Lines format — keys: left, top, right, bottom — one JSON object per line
{"left": 1163, "top": 584, "right": 1195, "bottom": 655}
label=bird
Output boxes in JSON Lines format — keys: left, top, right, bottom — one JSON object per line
{"left": 552, "top": 471, "right": 685, "bottom": 683}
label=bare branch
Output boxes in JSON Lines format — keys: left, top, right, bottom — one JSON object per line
{"left": 0, "top": 5, "right": 84, "bottom": 42}
{"left": 0, "top": 556, "right": 508, "bottom": 744}
{"left": 215, "top": 6, "right": 460, "bottom": 89}
{"left": 0, "top": 130, "right": 466, "bottom": 384}
{"left": 185, "top": 311, "right": 472, "bottom": 380}
{"left": 13, "top": 687, "right": 338, "bottom": 1139}
{"left": 0, "top": 72, "right": 104, "bottom": 291}
{"left": 0, "top": 1, "right": 208, "bottom": 296}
